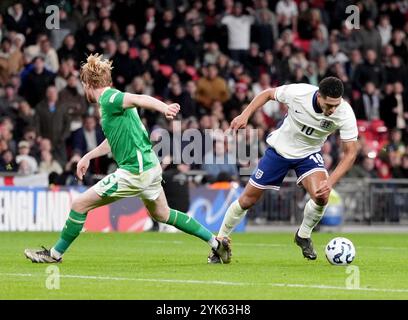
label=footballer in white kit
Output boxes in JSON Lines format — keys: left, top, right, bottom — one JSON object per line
{"left": 209, "top": 77, "right": 358, "bottom": 263}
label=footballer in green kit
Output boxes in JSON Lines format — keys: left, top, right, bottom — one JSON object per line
{"left": 24, "top": 54, "right": 231, "bottom": 264}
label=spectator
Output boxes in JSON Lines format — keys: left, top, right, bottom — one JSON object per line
{"left": 4, "top": 2, "right": 29, "bottom": 35}
{"left": 0, "top": 83, "right": 23, "bottom": 119}
{"left": 153, "top": 9, "right": 176, "bottom": 43}
{"left": 310, "top": 29, "right": 329, "bottom": 61}
{"left": 196, "top": 64, "right": 229, "bottom": 109}
{"left": 14, "top": 101, "right": 34, "bottom": 140}
{"left": 155, "top": 35, "right": 177, "bottom": 66}
{"left": 326, "top": 42, "right": 349, "bottom": 67}
{"left": 380, "top": 82, "right": 408, "bottom": 131}
{"left": 98, "top": 18, "right": 120, "bottom": 42}
{"left": 0, "top": 149, "right": 17, "bottom": 172}
{"left": 125, "top": 76, "right": 153, "bottom": 96}
{"left": 224, "top": 82, "right": 250, "bottom": 121}
{"left": 353, "top": 49, "right": 385, "bottom": 91}
{"left": 202, "top": 138, "right": 238, "bottom": 182}
{"left": 35, "top": 37, "right": 59, "bottom": 73}
{"left": 250, "top": 1, "right": 278, "bottom": 51}
{"left": 39, "top": 150, "right": 63, "bottom": 176}
{"left": 173, "top": 26, "right": 195, "bottom": 64}
{"left": 59, "top": 153, "right": 91, "bottom": 186}
{"left": 124, "top": 24, "right": 138, "bottom": 50}
{"left": 276, "top": 0, "right": 298, "bottom": 33}
{"left": 346, "top": 49, "right": 362, "bottom": 81}
{"left": 57, "top": 34, "right": 80, "bottom": 64}
{"left": 244, "top": 43, "right": 263, "bottom": 79}
{"left": 203, "top": 42, "right": 221, "bottom": 66}
{"left": 71, "top": 115, "right": 105, "bottom": 174}
{"left": 357, "top": 18, "right": 383, "bottom": 56}
{"left": 347, "top": 156, "right": 379, "bottom": 178}
{"left": 111, "top": 40, "right": 136, "bottom": 90}
{"left": 19, "top": 56, "right": 55, "bottom": 108}
{"left": 174, "top": 59, "right": 193, "bottom": 85}
{"left": 16, "top": 140, "right": 38, "bottom": 174}
{"left": 378, "top": 15, "right": 393, "bottom": 46}
{"left": 34, "top": 85, "right": 71, "bottom": 165}
{"left": 337, "top": 21, "right": 360, "bottom": 55}
{"left": 59, "top": 73, "right": 88, "bottom": 131}
{"left": 385, "top": 55, "right": 408, "bottom": 86}
{"left": 0, "top": 0, "right": 406, "bottom": 185}
{"left": 72, "top": 0, "right": 97, "bottom": 29}
{"left": 187, "top": 24, "right": 205, "bottom": 67}
{"left": 354, "top": 82, "right": 381, "bottom": 121}
{"left": 221, "top": 2, "right": 255, "bottom": 63}
{"left": 390, "top": 29, "right": 408, "bottom": 65}
{"left": 50, "top": 8, "right": 77, "bottom": 50}
{"left": 167, "top": 82, "right": 196, "bottom": 119}
{"left": 260, "top": 50, "right": 281, "bottom": 84}
{"left": 0, "top": 37, "right": 24, "bottom": 86}
{"left": 76, "top": 19, "right": 99, "bottom": 60}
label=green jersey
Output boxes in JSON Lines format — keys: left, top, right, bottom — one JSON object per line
{"left": 98, "top": 88, "right": 158, "bottom": 174}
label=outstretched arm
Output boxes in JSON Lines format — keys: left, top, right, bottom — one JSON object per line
{"left": 122, "top": 93, "right": 180, "bottom": 120}
{"left": 76, "top": 139, "right": 111, "bottom": 180}
{"left": 230, "top": 88, "right": 277, "bottom": 131}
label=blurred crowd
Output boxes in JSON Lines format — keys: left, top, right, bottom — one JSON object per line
{"left": 0, "top": 0, "right": 407, "bottom": 186}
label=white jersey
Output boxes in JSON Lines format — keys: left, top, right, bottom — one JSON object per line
{"left": 266, "top": 83, "right": 358, "bottom": 159}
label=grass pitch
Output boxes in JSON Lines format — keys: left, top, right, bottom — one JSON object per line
{"left": 1, "top": 231, "right": 408, "bottom": 300}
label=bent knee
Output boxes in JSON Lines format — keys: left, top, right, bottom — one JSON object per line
{"left": 239, "top": 195, "right": 258, "bottom": 210}
{"left": 311, "top": 194, "right": 329, "bottom": 206}
{"left": 71, "top": 198, "right": 89, "bottom": 213}
{"left": 150, "top": 206, "right": 170, "bottom": 223}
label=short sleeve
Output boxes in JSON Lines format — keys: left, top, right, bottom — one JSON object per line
{"left": 274, "top": 84, "right": 297, "bottom": 105}
{"left": 103, "top": 90, "right": 125, "bottom": 115}
{"left": 339, "top": 108, "right": 358, "bottom": 141}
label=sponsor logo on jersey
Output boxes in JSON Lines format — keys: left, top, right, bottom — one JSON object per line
{"left": 320, "top": 120, "right": 333, "bottom": 130}
{"left": 255, "top": 169, "right": 264, "bottom": 179}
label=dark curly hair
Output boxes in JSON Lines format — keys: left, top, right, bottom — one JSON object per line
{"left": 319, "top": 77, "right": 344, "bottom": 98}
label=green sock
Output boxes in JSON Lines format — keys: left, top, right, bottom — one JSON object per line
{"left": 53, "top": 209, "right": 87, "bottom": 255}
{"left": 166, "top": 208, "right": 214, "bottom": 242}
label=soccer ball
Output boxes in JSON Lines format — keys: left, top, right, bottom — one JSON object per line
{"left": 325, "top": 237, "right": 356, "bottom": 266}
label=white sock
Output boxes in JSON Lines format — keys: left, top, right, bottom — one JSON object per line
{"left": 50, "top": 247, "right": 62, "bottom": 259}
{"left": 208, "top": 236, "right": 219, "bottom": 250}
{"left": 298, "top": 199, "right": 327, "bottom": 238}
{"left": 218, "top": 200, "right": 248, "bottom": 237}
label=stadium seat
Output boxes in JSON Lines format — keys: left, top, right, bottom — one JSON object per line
{"left": 159, "top": 64, "right": 173, "bottom": 77}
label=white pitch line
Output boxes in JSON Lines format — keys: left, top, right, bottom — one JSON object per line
{"left": 1, "top": 273, "right": 408, "bottom": 294}
{"left": 136, "top": 239, "right": 407, "bottom": 251}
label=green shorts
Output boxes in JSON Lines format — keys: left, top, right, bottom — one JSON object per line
{"left": 92, "top": 163, "right": 163, "bottom": 201}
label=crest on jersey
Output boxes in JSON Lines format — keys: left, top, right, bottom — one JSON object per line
{"left": 255, "top": 169, "right": 264, "bottom": 179}
{"left": 320, "top": 120, "right": 333, "bottom": 130}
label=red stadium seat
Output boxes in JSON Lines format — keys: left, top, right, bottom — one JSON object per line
{"left": 357, "top": 120, "right": 369, "bottom": 132}
{"left": 159, "top": 65, "right": 173, "bottom": 77}
{"left": 185, "top": 66, "right": 199, "bottom": 81}
{"left": 370, "top": 119, "right": 387, "bottom": 133}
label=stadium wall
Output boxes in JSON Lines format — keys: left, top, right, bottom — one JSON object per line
{"left": 0, "top": 184, "right": 246, "bottom": 232}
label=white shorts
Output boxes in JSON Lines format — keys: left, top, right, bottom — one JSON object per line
{"left": 93, "top": 163, "right": 163, "bottom": 201}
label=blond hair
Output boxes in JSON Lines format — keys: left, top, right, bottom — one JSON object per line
{"left": 80, "top": 53, "right": 113, "bottom": 89}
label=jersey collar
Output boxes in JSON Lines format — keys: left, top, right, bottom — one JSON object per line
{"left": 312, "top": 90, "right": 323, "bottom": 114}
{"left": 98, "top": 87, "right": 111, "bottom": 105}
